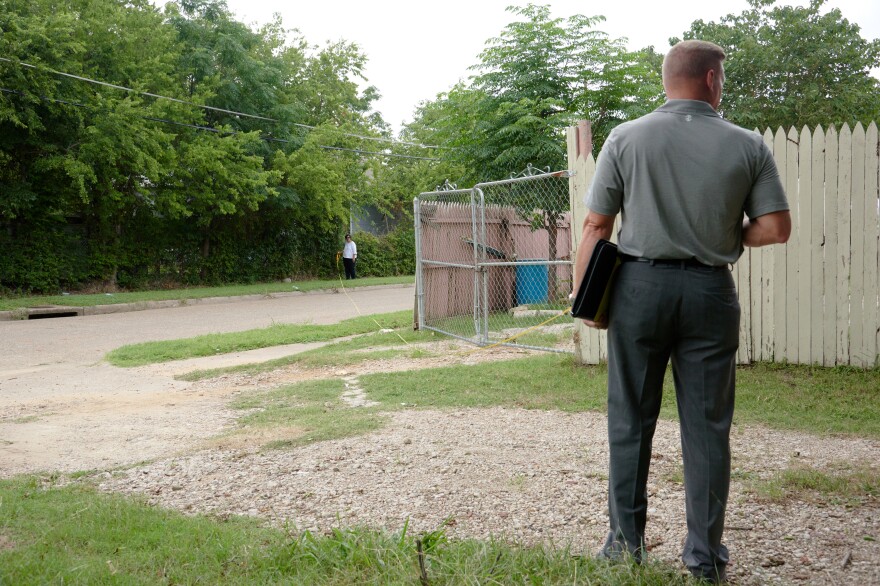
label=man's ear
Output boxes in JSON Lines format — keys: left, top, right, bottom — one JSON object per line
{"left": 705, "top": 68, "right": 716, "bottom": 91}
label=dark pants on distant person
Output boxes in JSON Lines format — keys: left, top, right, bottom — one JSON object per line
{"left": 343, "top": 257, "right": 356, "bottom": 279}
{"left": 602, "top": 260, "right": 739, "bottom": 582}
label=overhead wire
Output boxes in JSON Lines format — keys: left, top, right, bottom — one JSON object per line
{"left": 0, "top": 57, "right": 276, "bottom": 122}
{"left": 0, "top": 57, "right": 449, "bottom": 150}
{"left": 0, "top": 86, "right": 440, "bottom": 161}
{"left": 317, "top": 145, "right": 439, "bottom": 161}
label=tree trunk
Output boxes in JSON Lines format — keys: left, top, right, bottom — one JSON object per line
{"left": 103, "top": 221, "right": 122, "bottom": 291}
{"left": 547, "top": 214, "right": 559, "bottom": 302}
{"left": 200, "top": 232, "right": 211, "bottom": 280}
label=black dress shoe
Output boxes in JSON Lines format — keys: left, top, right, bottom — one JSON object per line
{"left": 689, "top": 566, "right": 727, "bottom": 585}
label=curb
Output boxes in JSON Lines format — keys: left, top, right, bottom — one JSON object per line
{"left": 0, "top": 283, "right": 414, "bottom": 322}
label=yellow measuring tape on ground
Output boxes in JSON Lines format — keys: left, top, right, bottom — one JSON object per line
{"left": 336, "top": 253, "right": 411, "bottom": 346}
{"left": 459, "top": 308, "right": 570, "bottom": 355}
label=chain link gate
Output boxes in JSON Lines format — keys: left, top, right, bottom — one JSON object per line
{"left": 414, "top": 169, "right": 576, "bottom": 354}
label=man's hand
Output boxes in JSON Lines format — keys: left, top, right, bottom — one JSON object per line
{"left": 571, "top": 210, "right": 616, "bottom": 330}
{"left": 582, "top": 316, "right": 608, "bottom": 330}
{"left": 569, "top": 292, "right": 608, "bottom": 329}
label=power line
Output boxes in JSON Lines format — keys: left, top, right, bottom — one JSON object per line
{"left": 0, "top": 86, "right": 440, "bottom": 161}
{"left": 0, "top": 57, "right": 448, "bottom": 150}
{"left": 0, "top": 57, "right": 275, "bottom": 122}
{"left": 317, "top": 145, "right": 439, "bottom": 161}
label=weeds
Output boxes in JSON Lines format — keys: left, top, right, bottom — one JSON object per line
{"left": 748, "top": 462, "right": 880, "bottom": 504}
{"left": 0, "top": 477, "right": 696, "bottom": 584}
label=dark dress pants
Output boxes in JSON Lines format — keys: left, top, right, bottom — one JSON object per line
{"left": 343, "top": 257, "right": 356, "bottom": 279}
{"left": 602, "top": 261, "right": 739, "bottom": 579}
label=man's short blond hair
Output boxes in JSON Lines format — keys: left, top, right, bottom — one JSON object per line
{"left": 662, "top": 40, "right": 726, "bottom": 81}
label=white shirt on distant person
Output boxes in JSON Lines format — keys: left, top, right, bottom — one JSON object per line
{"left": 343, "top": 239, "right": 357, "bottom": 259}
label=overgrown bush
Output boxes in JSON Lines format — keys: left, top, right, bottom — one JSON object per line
{"left": 0, "top": 219, "right": 416, "bottom": 295}
{"left": 350, "top": 227, "right": 415, "bottom": 278}
{"left": 0, "top": 224, "right": 99, "bottom": 294}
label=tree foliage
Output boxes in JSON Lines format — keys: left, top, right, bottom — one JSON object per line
{"left": 408, "top": 4, "right": 664, "bottom": 184}
{"left": 0, "top": 0, "right": 404, "bottom": 292}
{"left": 399, "top": 4, "right": 664, "bottom": 299}
{"left": 676, "top": 0, "right": 880, "bottom": 130}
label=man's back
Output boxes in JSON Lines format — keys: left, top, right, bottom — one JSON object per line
{"left": 588, "top": 99, "right": 786, "bottom": 266}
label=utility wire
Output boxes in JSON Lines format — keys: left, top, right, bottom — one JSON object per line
{"left": 290, "top": 120, "right": 447, "bottom": 149}
{"left": 0, "top": 57, "right": 448, "bottom": 149}
{"left": 317, "top": 145, "right": 438, "bottom": 161}
{"left": 0, "top": 57, "right": 275, "bottom": 121}
{"left": 0, "top": 86, "right": 440, "bottom": 161}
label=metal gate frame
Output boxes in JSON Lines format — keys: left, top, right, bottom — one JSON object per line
{"left": 414, "top": 171, "right": 575, "bottom": 353}
{"left": 414, "top": 184, "right": 483, "bottom": 344}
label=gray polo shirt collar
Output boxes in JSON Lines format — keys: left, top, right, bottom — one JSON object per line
{"left": 656, "top": 99, "right": 720, "bottom": 118}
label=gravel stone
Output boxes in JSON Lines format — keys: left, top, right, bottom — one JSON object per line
{"left": 96, "top": 404, "right": 879, "bottom": 585}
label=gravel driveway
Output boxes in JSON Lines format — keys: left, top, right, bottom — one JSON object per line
{"left": 2, "top": 285, "right": 878, "bottom": 584}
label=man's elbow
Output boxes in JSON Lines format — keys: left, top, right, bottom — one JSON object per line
{"left": 582, "top": 211, "right": 616, "bottom": 240}
{"left": 761, "top": 211, "right": 792, "bottom": 245}
{"left": 773, "top": 213, "right": 792, "bottom": 244}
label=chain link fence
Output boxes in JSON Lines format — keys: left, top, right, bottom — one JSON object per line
{"left": 414, "top": 170, "right": 576, "bottom": 354}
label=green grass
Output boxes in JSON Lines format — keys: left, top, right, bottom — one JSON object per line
{"left": 358, "top": 357, "right": 880, "bottom": 437}
{"left": 749, "top": 463, "right": 880, "bottom": 504}
{"left": 228, "top": 379, "right": 387, "bottom": 449}
{"left": 526, "top": 301, "right": 571, "bottom": 311}
{"left": 430, "top": 310, "right": 572, "bottom": 341}
{"left": 509, "top": 328, "right": 572, "bottom": 348}
{"left": 178, "top": 328, "right": 437, "bottom": 381}
{"left": 734, "top": 362, "right": 880, "bottom": 435}
{"left": 175, "top": 323, "right": 879, "bottom": 439}
{"left": 106, "top": 310, "right": 414, "bottom": 367}
{"left": 8, "top": 415, "right": 42, "bottom": 424}
{"left": 0, "top": 276, "right": 414, "bottom": 311}
{"left": 216, "top": 350, "right": 879, "bottom": 442}
{"left": 212, "top": 349, "right": 608, "bottom": 451}
{"left": 364, "top": 354, "right": 608, "bottom": 411}
{"left": 0, "top": 477, "right": 695, "bottom": 585}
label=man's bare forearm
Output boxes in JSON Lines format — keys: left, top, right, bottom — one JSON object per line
{"left": 742, "top": 210, "right": 792, "bottom": 247}
{"left": 573, "top": 212, "right": 615, "bottom": 293}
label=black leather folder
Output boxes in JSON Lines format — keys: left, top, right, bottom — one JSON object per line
{"left": 571, "top": 239, "right": 620, "bottom": 322}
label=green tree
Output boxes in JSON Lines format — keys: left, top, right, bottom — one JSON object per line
{"left": 162, "top": 0, "right": 385, "bottom": 277}
{"left": 297, "top": 40, "right": 380, "bottom": 127}
{"left": 156, "top": 131, "right": 278, "bottom": 262}
{"left": 418, "top": 4, "right": 662, "bottom": 183}
{"left": 0, "top": 0, "right": 181, "bottom": 288}
{"left": 676, "top": 0, "right": 880, "bottom": 130}
{"left": 0, "top": 0, "right": 402, "bottom": 292}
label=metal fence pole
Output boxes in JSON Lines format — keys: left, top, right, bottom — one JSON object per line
{"left": 413, "top": 196, "right": 425, "bottom": 330}
{"left": 476, "top": 187, "right": 490, "bottom": 346}
{"left": 466, "top": 188, "right": 478, "bottom": 341}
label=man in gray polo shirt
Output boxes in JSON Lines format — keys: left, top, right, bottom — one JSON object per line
{"left": 573, "top": 40, "right": 791, "bottom": 583}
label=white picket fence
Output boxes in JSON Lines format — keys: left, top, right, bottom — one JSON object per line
{"left": 568, "top": 122, "right": 880, "bottom": 368}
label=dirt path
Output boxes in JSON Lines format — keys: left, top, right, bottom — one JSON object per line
{"left": 0, "top": 285, "right": 414, "bottom": 472}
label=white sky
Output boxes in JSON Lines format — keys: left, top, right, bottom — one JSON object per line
{"left": 160, "top": 0, "right": 880, "bottom": 133}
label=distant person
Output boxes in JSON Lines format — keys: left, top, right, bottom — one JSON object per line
{"left": 573, "top": 39, "right": 791, "bottom": 583}
{"left": 342, "top": 233, "right": 357, "bottom": 279}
